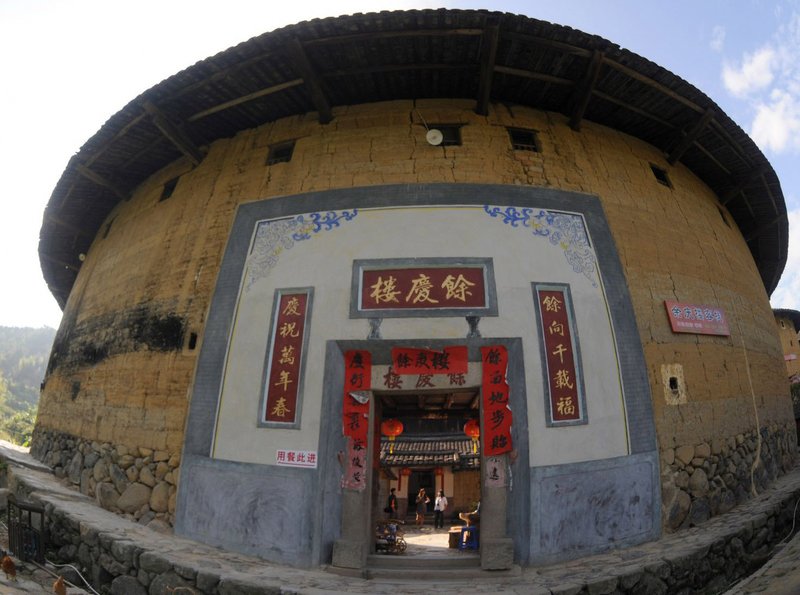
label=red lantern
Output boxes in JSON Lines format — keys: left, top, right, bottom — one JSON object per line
{"left": 464, "top": 419, "right": 480, "bottom": 454}
{"left": 381, "top": 419, "right": 404, "bottom": 453}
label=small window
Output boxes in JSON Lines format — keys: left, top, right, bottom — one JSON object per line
{"left": 781, "top": 320, "right": 786, "bottom": 329}
{"left": 717, "top": 206, "right": 731, "bottom": 228}
{"left": 507, "top": 128, "right": 540, "bottom": 152}
{"left": 431, "top": 125, "right": 462, "bottom": 147}
{"left": 160, "top": 177, "right": 179, "bottom": 202}
{"left": 267, "top": 141, "right": 295, "bottom": 165}
{"left": 102, "top": 218, "right": 115, "bottom": 239}
{"left": 650, "top": 164, "right": 672, "bottom": 188}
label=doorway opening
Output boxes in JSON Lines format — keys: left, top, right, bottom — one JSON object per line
{"left": 373, "top": 387, "right": 482, "bottom": 560}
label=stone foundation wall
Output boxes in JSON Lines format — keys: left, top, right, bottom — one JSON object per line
{"left": 661, "top": 422, "right": 796, "bottom": 531}
{"left": 28, "top": 462, "right": 800, "bottom": 594}
{"left": 30, "top": 428, "right": 179, "bottom": 528}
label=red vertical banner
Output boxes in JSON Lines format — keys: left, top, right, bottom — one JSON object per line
{"left": 342, "top": 350, "right": 371, "bottom": 490}
{"left": 535, "top": 285, "right": 583, "bottom": 424}
{"left": 263, "top": 291, "right": 309, "bottom": 424}
{"left": 481, "top": 346, "right": 513, "bottom": 456}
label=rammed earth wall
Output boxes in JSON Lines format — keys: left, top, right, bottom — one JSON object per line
{"left": 33, "top": 100, "right": 796, "bottom": 533}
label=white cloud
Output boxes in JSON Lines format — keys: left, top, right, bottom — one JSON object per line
{"left": 751, "top": 89, "right": 800, "bottom": 152}
{"left": 771, "top": 208, "right": 800, "bottom": 311}
{"left": 722, "top": 47, "right": 776, "bottom": 97}
{"left": 710, "top": 25, "right": 725, "bottom": 52}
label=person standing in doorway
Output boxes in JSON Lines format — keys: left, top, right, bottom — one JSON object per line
{"left": 415, "top": 488, "right": 429, "bottom": 526}
{"left": 433, "top": 489, "right": 448, "bottom": 529}
{"left": 385, "top": 487, "right": 397, "bottom": 518}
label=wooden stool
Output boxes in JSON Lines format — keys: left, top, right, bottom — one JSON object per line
{"left": 448, "top": 527, "right": 461, "bottom": 549}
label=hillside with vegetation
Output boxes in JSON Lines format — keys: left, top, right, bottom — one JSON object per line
{"left": 0, "top": 326, "right": 56, "bottom": 445}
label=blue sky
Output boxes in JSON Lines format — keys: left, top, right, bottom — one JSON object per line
{"left": 1, "top": 0, "right": 798, "bottom": 328}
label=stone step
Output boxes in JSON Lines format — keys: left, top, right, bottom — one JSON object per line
{"left": 367, "top": 553, "right": 479, "bottom": 569}
{"left": 365, "top": 564, "right": 522, "bottom": 581}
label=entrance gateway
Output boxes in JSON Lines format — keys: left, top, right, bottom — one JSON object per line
{"left": 177, "top": 184, "right": 660, "bottom": 570}
{"left": 331, "top": 341, "right": 520, "bottom": 570}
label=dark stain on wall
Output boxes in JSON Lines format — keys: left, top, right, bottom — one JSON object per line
{"left": 46, "top": 304, "right": 186, "bottom": 376}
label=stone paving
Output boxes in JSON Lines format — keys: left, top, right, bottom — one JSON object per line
{"left": 2, "top": 440, "right": 800, "bottom": 594}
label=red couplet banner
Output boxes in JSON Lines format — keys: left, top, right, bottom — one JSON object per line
{"left": 481, "top": 346, "right": 513, "bottom": 456}
{"left": 342, "top": 350, "right": 371, "bottom": 490}
{"left": 537, "top": 288, "right": 582, "bottom": 423}
{"left": 264, "top": 293, "right": 308, "bottom": 423}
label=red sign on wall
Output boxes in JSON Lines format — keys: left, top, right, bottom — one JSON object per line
{"left": 481, "top": 346, "right": 513, "bottom": 456}
{"left": 535, "top": 286, "right": 583, "bottom": 424}
{"left": 360, "top": 267, "right": 487, "bottom": 310}
{"left": 390, "top": 346, "right": 468, "bottom": 375}
{"left": 263, "top": 291, "right": 309, "bottom": 424}
{"left": 342, "top": 350, "right": 371, "bottom": 490}
{"left": 664, "top": 301, "right": 730, "bottom": 336}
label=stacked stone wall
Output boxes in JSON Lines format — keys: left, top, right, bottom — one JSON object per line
{"left": 34, "top": 99, "right": 795, "bottom": 531}
{"left": 30, "top": 429, "right": 179, "bottom": 528}
{"left": 661, "top": 422, "right": 796, "bottom": 532}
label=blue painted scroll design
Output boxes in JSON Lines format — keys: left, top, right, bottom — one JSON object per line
{"left": 483, "top": 206, "right": 598, "bottom": 286}
{"left": 245, "top": 210, "right": 358, "bottom": 289}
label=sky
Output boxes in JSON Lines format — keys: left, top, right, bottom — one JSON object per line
{"left": 1, "top": 0, "right": 799, "bottom": 329}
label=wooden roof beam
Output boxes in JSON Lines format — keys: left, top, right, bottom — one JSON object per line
{"left": 288, "top": 38, "right": 332, "bottom": 124}
{"left": 41, "top": 253, "right": 80, "bottom": 272}
{"left": 667, "top": 108, "right": 715, "bottom": 165}
{"left": 493, "top": 65, "right": 574, "bottom": 86}
{"left": 744, "top": 213, "right": 785, "bottom": 242}
{"left": 188, "top": 79, "right": 304, "bottom": 122}
{"left": 143, "top": 101, "right": 205, "bottom": 166}
{"left": 476, "top": 23, "right": 500, "bottom": 116}
{"left": 569, "top": 50, "right": 604, "bottom": 131}
{"left": 721, "top": 165, "right": 767, "bottom": 206}
{"left": 45, "top": 214, "right": 93, "bottom": 238}
{"left": 74, "top": 163, "right": 129, "bottom": 201}
{"left": 603, "top": 58, "right": 704, "bottom": 114}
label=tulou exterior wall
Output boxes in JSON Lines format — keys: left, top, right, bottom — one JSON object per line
{"left": 33, "top": 99, "right": 795, "bottom": 535}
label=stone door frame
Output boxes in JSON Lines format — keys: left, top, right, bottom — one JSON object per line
{"left": 326, "top": 338, "right": 527, "bottom": 571}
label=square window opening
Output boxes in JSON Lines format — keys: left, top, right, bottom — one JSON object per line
{"left": 267, "top": 141, "right": 295, "bottom": 165}
{"left": 507, "top": 128, "right": 540, "bottom": 152}
{"left": 650, "top": 164, "right": 672, "bottom": 188}
{"left": 160, "top": 177, "right": 179, "bottom": 202}
{"left": 432, "top": 125, "right": 463, "bottom": 147}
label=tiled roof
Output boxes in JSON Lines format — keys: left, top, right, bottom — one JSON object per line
{"left": 380, "top": 435, "right": 480, "bottom": 469}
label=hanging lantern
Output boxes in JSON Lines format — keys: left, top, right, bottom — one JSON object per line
{"left": 381, "top": 419, "right": 404, "bottom": 454}
{"left": 464, "top": 419, "right": 480, "bottom": 454}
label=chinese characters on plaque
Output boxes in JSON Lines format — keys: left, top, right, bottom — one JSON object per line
{"left": 481, "top": 346, "right": 513, "bottom": 456}
{"left": 363, "top": 267, "right": 486, "bottom": 310}
{"left": 352, "top": 259, "right": 497, "bottom": 318}
{"left": 263, "top": 290, "right": 310, "bottom": 424}
{"left": 664, "top": 301, "right": 730, "bottom": 336}
{"left": 342, "top": 350, "right": 371, "bottom": 490}
{"left": 390, "top": 346, "right": 468, "bottom": 375}
{"left": 535, "top": 285, "right": 584, "bottom": 424}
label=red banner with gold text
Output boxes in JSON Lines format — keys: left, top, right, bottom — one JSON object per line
{"left": 481, "top": 346, "right": 513, "bottom": 456}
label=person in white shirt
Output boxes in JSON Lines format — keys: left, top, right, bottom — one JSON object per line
{"left": 433, "top": 489, "right": 448, "bottom": 529}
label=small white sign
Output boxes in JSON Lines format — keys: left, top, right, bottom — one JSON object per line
{"left": 276, "top": 449, "right": 318, "bottom": 468}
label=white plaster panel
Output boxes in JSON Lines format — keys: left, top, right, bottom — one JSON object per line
{"left": 212, "top": 206, "right": 628, "bottom": 466}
